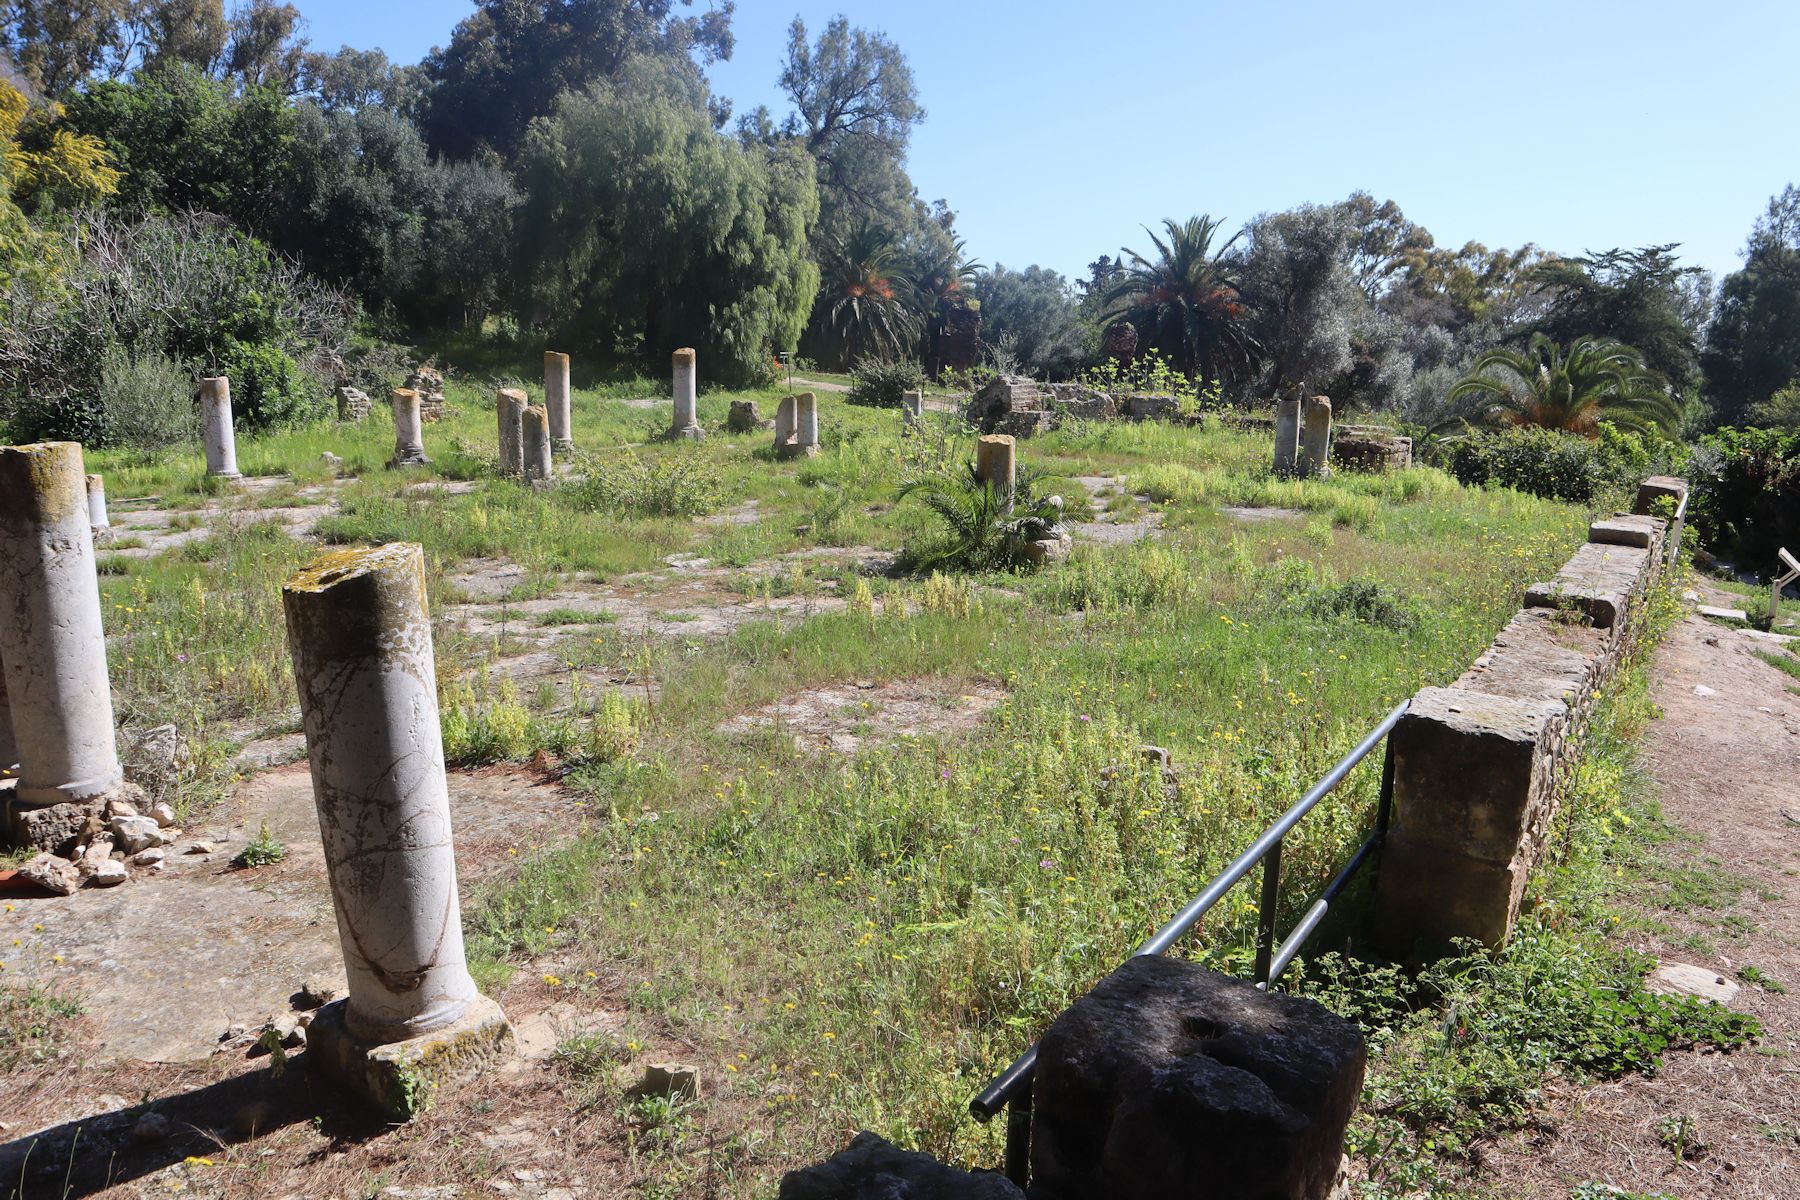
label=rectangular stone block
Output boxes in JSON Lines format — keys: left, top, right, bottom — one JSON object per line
{"left": 1372, "top": 838, "right": 1527, "bottom": 950}
{"left": 1455, "top": 610, "right": 1604, "bottom": 706}
{"left": 1633, "top": 475, "right": 1688, "bottom": 517}
{"left": 1588, "top": 513, "right": 1665, "bottom": 552}
{"left": 1384, "top": 687, "right": 1562, "bottom": 865}
{"left": 307, "top": 995, "right": 512, "bottom": 1119}
{"left": 1031, "top": 955, "right": 1364, "bottom": 1200}
{"left": 1524, "top": 541, "right": 1651, "bottom": 629}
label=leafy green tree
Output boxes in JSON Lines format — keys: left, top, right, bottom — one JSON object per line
{"left": 1529, "top": 245, "right": 1709, "bottom": 403}
{"left": 771, "top": 14, "right": 920, "bottom": 246}
{"left": 1099, "top": 215, "right": 1259, "bottom": 385}
{"left": 1446, "top": 334, "right": 1679, "bottom": 436}
{"left": 420, "top": 0, "right": 734, "bottom": 162}
{"left": 1703, "top": 185, "right": 1800, "bottom": 427}
{"left": 1237, "top": 202, "right": 1361, "bottom": 397}
{"left": 3, "top": 0, "right": 139, "bottom": 95}
{"left": 1749, "top": 380, "right": 1800, "bottom": 430}
{"left": 805, "top": 220, "right": 918, "bottom": 367}
{"left": 221, "top": 0, "right": 306, "bottom": 91}
{"left": 1341, "top": 191, "right": 1434, "bottom": 301}
{"left": 516, "top": 62, "right": 817, "bottom": 384}
{"left": 60, "top": 62, "right": 295, "bottom": 228}
{"left": 0, "top": 78, "right": 120, "bottom": 284}
{"left": 299, "top": 45, "right": 421, "bottom": 113}
{"left": 972, "top": 265, "right": 1096, "bottom": 379}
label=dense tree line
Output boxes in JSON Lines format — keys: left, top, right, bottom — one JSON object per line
{"left": 2, "top": 0, "right": 1797, "bottom": 448}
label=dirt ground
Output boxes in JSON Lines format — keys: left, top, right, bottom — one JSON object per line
{"left": 1477, "top": 586, "right": 1800, "bottom": 1198}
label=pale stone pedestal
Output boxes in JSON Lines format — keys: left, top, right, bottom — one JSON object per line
{"left": 308, "top": 994, "right": 513, "bottom": 1120}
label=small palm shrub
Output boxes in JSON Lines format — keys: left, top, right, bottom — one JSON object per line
{"left": 847, "top": 359, "right": 926, "bottom": 408}
{"left": 897, "top": 462, "right": 1060, "bottom": 574}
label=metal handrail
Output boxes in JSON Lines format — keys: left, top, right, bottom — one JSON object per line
{"left": 968, "top": 698, "right": 1410, "bottom": 1184}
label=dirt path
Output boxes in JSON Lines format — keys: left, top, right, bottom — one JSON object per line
{"left": 1480, "top": 587, "right": 1800, "bottom": 1197}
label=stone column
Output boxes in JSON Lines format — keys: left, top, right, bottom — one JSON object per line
{"left": 85, "top": 474, "right": 109, "bottom": 532}
{"left": 796, "top": 391, "right": 819, "bottom": 450}
{"left": 199, "top": 376, "right": 241, "bottom": 480}
{"left": 496, "top": 387, "right": 527, "bottom": 477}
{"left": 0, "top": 442, "right": 123, "bottom": 808}
{"left": 0, "top": 646, "right": 17, "bottom": 774}
{"left": 774, "top": 395, "right": 797, "bottom": 451}
{"left": 977, "top": 433, "right": 1016, "bottom": 515}
{"left": 282, "top": 543, "right": 510, "bottom": 1118}
{"left": 670, "top": 348, "right": 703, "bottom": 440}
{"left": 902, "top": 389, "right": 924, "bottom": 429}
{"left": 544, "top": 351, "right": 573, "bottom": 453}
{"left": 388, "top": 388, "right": 430, "bottom": 467}
{"left": 1299, "top": 395, "right": 1333, "bottom": 478}
{"left": 1273, "top": 394, "right": 1301, "bottom": 477}
{"left": 521, "top": 405, "right": 553, "bottom": 486}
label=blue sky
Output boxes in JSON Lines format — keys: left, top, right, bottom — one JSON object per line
{"left": 297, "top": 0, "right": 1797, "bottom": 286}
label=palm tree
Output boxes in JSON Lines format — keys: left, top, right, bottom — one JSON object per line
{"left": 808, "top": 223, "right": 921, "bottom": 367}
{"left": 1099, "top": 215, "right": 1260, "bottom": 384}
{"left": 910, "top": 233, "right": 982, "bottom": 375}
{"left": 1445, "top": 334, "right": 1681, "bottom": 436}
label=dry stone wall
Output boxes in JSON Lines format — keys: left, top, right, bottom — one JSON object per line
{"left": 1374, "top": 478, "right": 1688, "bottom": 950}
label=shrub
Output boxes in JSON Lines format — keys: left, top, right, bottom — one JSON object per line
{"left": 1038, "top": 543, "right": 1196, "bottom": 611}
{"left": 0, "top": 210, "right": 352, "bottom": 442}
{"left": 1302, "top": 579, "right": 1419, "bottom": 631}
{"left": 98, "top": 346, "right": 198, "bottom": 451}
{"left": 568, "top": 451, "right": 724, "bottom": 517}
{"left": 1689, "top": 425, "right": 1800, "bottom": 566}
{"left": 1435, "top": 424, "right": 1657, "bottom": 504}
{"left": 847, "top": 359, "right": 925, "bottom": 408}
{"left": 897, "top": 462, "right": 1059, "bottom": 574}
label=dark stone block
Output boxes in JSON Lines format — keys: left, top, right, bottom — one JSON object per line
{"left": 778, "top": 1132, "right": 1024, "bottom": 1199}
{"left": 1030, "top": 956, "right": 1364, "bottom": 1200}
{"left": 2, "top": 798, "right": 99, "bottom": 855}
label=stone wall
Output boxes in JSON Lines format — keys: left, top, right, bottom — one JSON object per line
{"left": 1373, "top": 479, "right": 1687, "bottom": 951}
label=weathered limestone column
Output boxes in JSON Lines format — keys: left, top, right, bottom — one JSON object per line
{"left": 282, "top": 543, "right": 511, "bottom": 1117}
{"left": 521, "top": 405, "right": 553, "bottom": 486}
{"left": 902, "top": 389, "right": 924, "bottom": 429}
{"left": 388, "top": 388, "right": 430, "bottom": 467}
{"left": 0, "top": 443, "right": 123, "bottom": 808}
{"left": 544, "top": 351, "right": 573, "bottom": 453}
{"left": 496, "top": 387, "right": 527, "bottom": 477}
{"left": 773, "top": 395, "right": 797, "bottom": 452}
{"left": 1273, "top": 393, "right": 1301, "bottom": 477}
{"left": 198, "top": 376, "right": 241, "bottom": 480}
{"left": 670, "top": 348, "right": 703, "bottom": 440}
{"left": 1299, "top": 395, "right": 1333, "bottom": 478}
{"left": 85, "top": 474, "right": 109, "bottom": 533}
{"left": 796, "top": 391, "right": 819, "bottom": 450}
{"left": 977, "top": 433, "right": 1016, "bottom": 515}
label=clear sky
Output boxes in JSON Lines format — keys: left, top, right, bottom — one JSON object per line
{"left": 295, "top": 0, "right": 1798, "bottom": 287}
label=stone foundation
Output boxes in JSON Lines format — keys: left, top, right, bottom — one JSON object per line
{"left": 307, "top": 994, "right": 513, "bottom": 1120}
{"left": 1374, "top": 479, "right": 1685, "bottom": 950}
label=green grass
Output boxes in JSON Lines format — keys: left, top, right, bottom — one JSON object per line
{"left": 73, "top": 359, "right": 1630, "bottom": 1194}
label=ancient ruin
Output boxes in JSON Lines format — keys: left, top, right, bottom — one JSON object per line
{"left": 198, "top": 376, "right": 241, "bottom": 480}
{"left": 670, "top": 347, "right": 703, "bottom": 440}
{"left": 775, "top": 391, "right": 820, "bottom": 458}
{"left": 544, "top": 350, "right": 573, "bottom": 452}
{"left": 496, "top": 386, "right": 527, "bottom": 477}
{"left": 387, "top": 387, "right": 429, "bottom": 466}
{"left": 281, "top": 543, "right": 513, "bottom": 1117}
{"left": 522, "top": 404, "right": 553, "bottom": 485}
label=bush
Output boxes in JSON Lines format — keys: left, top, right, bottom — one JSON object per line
{"left": 847, "top": 359, "right": 926, "bottom": 408}
{"left": 0, "top": 210, "right": 353, "bottom": 442}
{"left": 1689, "top": 426, "right": 1800, "bottom": 566}
{"left": 1435, "top": 424, "right": 1657, "bottom": 504}
{"left": 568, "top": 450, "right": 724, "bottom": 517}
{"left": 98, "top": 346, "right": 199, "bottom": 451}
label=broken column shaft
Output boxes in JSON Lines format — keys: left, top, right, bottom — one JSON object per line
{"left": 0, "top": 442, "right": 123, "bottom": 807}
{"left": 282, "top": 542, "right": 509, "bottom": 1116}
{"left": 388, "top": 388, "right": 429, "bottom": 467}
{"left": 199, "top": 376, "right": 241, "bottom": 480}
{"left": 1273, "top": 393, "right": 1301, "bottom": 477}
{"left": 977, "top": 433, "right": 1017, "bottom": 515}
{"left": 522, "top": 405, "right": 553, "bottom": 485}
{"left": 496, "top": 387, "right": 527, "bottom": 477}
{"left": 85, "top": 473, "right": 108, "bottom": 532}
{"left": 0, "top": 646, "right": 16, "bottom": 774}
{"left": 1299, "top": 395, "right": 1333, "bottom": 478}
{"left": 671, "top": 348, "right": 703, "bottom": 440}
{"left": 544, "top": 351, "right": 573, "bottom": 453}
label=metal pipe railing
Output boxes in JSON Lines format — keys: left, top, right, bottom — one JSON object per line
{"left": 970, "top": 698, "right": 1410, "bottom": 1154}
